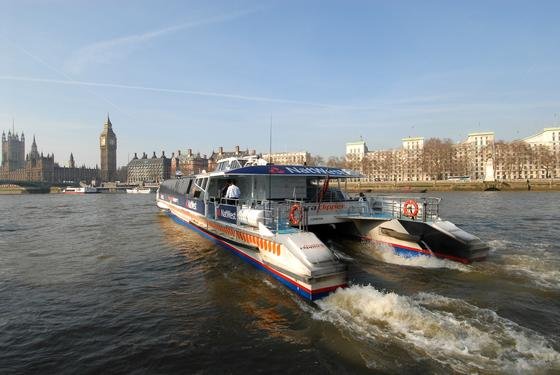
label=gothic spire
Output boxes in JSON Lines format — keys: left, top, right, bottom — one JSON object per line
{"left": 69, "top": 152, "right": 75, "bottom": 168}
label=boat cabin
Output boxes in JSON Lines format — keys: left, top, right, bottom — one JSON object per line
{"left": 158, "top": 156, "right": 363, "bottom": 230}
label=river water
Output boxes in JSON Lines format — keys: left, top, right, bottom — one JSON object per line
{"left": 1, "top": 192, "right": 559, "bottom": 374}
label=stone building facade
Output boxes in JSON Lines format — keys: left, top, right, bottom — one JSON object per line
{"left": 99, "top": 115, "right": 117, "bottom": 182}
{"left": 0, "top": 133, "right": 98, "bottom": 183}
{"left": 1, "top": 130, "right": 26, "bottom": 171}
{"left": 262, "top": 151, "right": 310, "bottom": 166}
{"left": 170, "top": 149, "right": 208, "bottom": 177}
{"left": 207, "top": 146, "right": 255, "bottom": 171}
{"left": 347, "top": 127, "right": 560, "bottom": 182}
{"left": 127, "top": 152, "right": 171, "bottom": 184}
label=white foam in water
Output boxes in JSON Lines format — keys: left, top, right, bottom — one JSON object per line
{"left": 365, "top": 242, "right": 471, "bottom": 272}
{"left": 314, "top": 285, "right": 560, "bottom": 373}
{"left": 503, "top": 254, "right": 560, "bottom": 290}
{"left": 487, "top": 239, "right": 510, "bottom": 252}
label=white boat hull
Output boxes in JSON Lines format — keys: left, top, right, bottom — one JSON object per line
{"left": 156, "top": 197, "right": 347, "bottom": 300}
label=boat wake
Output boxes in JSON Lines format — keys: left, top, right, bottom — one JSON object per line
{"left": 314, "top": 285, "right": 560, "bottom": 374}
{"left": 487, "top": 239, "right": 510, "bottom": 252}
{"left": 481, "top": 240, "right": 560, "bottom": 290}
{"left": 364, "top": 242, "right": 471, "bottom": 272}
{"left": 502, "top": 253, "right": 560, "bottom": 290}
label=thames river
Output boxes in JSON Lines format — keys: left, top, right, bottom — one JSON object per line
{"left": 1, "top": 192, "right": 559, "bottom": 374}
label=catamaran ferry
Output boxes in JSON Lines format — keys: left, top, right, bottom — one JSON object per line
{"left": 195, "top": 158, "right": 488, "bottom": 264}
{"left": 157, "top": 156, "right": 488, "bottom": 300}
{"left": 156, "top": 157, "right": 354, "bottom": 300}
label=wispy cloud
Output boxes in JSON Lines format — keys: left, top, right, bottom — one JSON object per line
{"left": 0, "top": 35, "right": 130, "bottom": 116}
{"left": 64, "top": 8, "right": 258, "bottom": 74}
{"left": 0, "top": 75, "right": 339, "bottom": 108}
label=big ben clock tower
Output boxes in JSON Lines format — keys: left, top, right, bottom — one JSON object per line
{"left": 100, "top": 114, "right": 117, "bottom": 182}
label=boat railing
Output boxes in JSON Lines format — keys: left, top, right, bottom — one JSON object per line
{"left": 262, "top": 200, "right": 294, "bottom": 232}
{"left": 368, "top": 196, "right": 441, "bottom": 222}
{"left": 212, "top": 198, "right": 294, "bottom": 233}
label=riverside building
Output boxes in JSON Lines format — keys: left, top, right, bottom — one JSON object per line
{"left": 262, "top": 151, "right": 310, "bottom": 166}
{"left": 170, "top": 149, "right": 208, "bottom": 177}
{"left": 347, "top": 127, "right": 560, "bottom": 182}
{"left": 207, "top": 146, "right": 255, "bottom": 171}
{"left": 1, "top": 129, "right": 99, "bottom": 184}
{"left": 127, "top": 151, "right": 171, "bottom": 184}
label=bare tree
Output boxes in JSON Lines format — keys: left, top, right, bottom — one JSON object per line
{"left": 326, "top": 156, "right": 345, "bottom": 168}
{"left": 421, "top": 138, "right": 454, "bottom": 180}
{"left": 534, "top": 145, "right": 554, "bottom": 178}
{"left": 345, "top": 153, "right": 362, "bottom": 172}
{"left": 510, "top": 141, "right": 532, "bottom": 179}
{"left": 308, "top": 154, "right": 325, "bottom": 166}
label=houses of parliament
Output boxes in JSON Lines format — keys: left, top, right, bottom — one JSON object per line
{"left": 0, "top": 115, "right": 117, "bottom": 184}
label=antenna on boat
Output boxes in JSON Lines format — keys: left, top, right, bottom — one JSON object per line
{"left": 268, "top": 115, "right": 272, "bottom": 202}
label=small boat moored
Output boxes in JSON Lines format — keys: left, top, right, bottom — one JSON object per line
{"left": 126, "top": 187, "right": 153, "bottom": 194}
{"left": 63, "top": 186, "right": 98, "bottom": 194}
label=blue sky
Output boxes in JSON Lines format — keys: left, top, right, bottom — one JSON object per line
{"left": 1, "top": 0, "right": 559, "bottom": 167}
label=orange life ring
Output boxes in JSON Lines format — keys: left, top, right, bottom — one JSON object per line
{"left": 403, "top": 199, "right": 419, "bottom": 218}
{"left": 289, "top": 204, "right": 302, "bottom": 225}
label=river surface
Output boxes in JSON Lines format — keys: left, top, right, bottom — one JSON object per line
{"left": 1, "top": 192, "right": 559, "bottom": 374}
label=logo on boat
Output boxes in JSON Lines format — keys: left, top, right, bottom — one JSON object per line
{"left": 217, "top": 205, "right": 237, "bottom": 223}
{"left": 186, "top": 200, "right": 198, "bottom": 210}
{"left": 284, "top": 166, "right": 352, "bottom": 176}
{"left": 301, "top": 243, "right": 324, "bottom": 250}
{"left": 319, "top": 203, "right": 344, "bottom": 210}
{"left": 269, "top": 166, "right": 286, "bottom": 174}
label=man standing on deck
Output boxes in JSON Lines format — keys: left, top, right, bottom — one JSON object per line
{"left": 225, "top": 179, "right": 240, "bottom": 204}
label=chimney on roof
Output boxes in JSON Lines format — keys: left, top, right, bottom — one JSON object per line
{"left": 161, "top": 150, "right": 165, "bottom": 158}
{"left": 219, "top": 146, "right": 223, "bottom": 154}
{"left": 251, "top": 149, "right": 256, "bottom": 155}
{"left": 235, "top": 145, "right": 240, "bottom": 154}
{"left": 188, "top": 148, "right": 192, "bottom": 156}
{"left": 152, "top": 151, "right": 157, "bottom": 158}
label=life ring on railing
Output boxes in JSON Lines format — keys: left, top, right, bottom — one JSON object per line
{"left": 403, "top": 199, "right": 419, "bottom": 218}
{"left": 289, "top": 204, "right": 302, "bottom": 225}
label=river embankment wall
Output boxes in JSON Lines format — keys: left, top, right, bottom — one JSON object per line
{"left": 345, "top": 179, "right": 560, "bottom": 193}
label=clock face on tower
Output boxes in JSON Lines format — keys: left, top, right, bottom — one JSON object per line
{"left": 109, "top": 139, "right": 115, "bottom": 146}
{"left": 101, "top": 137, "right": 106, "bottom": 146}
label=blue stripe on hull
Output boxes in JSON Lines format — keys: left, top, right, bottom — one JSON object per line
{"left": 392, "top": 245, "right": 426, "bottom": 258}
{"left": 381, "top": 241, "right": 470, "bottom": 263}
{"left": 166, "top": 211, "right": 327, "bottom": 301}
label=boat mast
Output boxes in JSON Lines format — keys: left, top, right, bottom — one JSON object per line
{"left": 268, "top": 115, "right": 272, "bottom": 201}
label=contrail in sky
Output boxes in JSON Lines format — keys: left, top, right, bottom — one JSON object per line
{"left": 0, "top": 75, "right": 338, "bottom": 108}
{"left": 65, "top": 8, "right": 262, "bottom": 74}
{"left": 1, "top": 35, "right": 130, "bottom": 116}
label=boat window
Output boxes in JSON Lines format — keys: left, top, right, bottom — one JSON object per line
{"left": 176, "top": 178, "right": 191, "bottom": 195}
{"left": 201, "top": 177, "right": 208, "bottom": 190}
{"left": 185, "top": 178, "right": 193, "bottom": 195}
{"left": 230, "top": 160, "right": 242, "bottom": 169}
{"left": 216, "top": 161, "right": 228, "bottom": 171}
